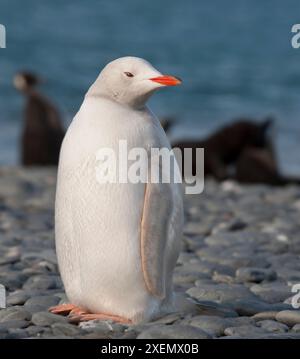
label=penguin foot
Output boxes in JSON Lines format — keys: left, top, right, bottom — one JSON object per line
{"left": 49, "top": 303, "right": 79, "bottom": 316}
{"left": 69, "top": 312, "right": 132, "bottom": 324}
{"left": 49, "top": 303, "right": 132, "bottom": 324}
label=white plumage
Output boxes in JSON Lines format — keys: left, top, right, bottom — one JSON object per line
{"left": 55, "top": 57, "right": 183, "bottom": 323}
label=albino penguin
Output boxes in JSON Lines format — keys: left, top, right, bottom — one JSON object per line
{"left": 50, "top": 57, "right": 183, "bottom": 324}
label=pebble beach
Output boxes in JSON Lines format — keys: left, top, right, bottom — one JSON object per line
{"left": 0, "top": 167, "right": 300, "bottom": 339}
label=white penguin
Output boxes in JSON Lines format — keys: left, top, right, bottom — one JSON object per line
{"left": 50, "top": 57, "right": 183, "bottom": 324}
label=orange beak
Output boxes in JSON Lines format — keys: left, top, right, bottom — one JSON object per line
{"left": 150, "top": 75, "right": 182, "bottom": 86}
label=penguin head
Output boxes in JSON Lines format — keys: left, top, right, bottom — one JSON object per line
{"left": 13, "top": 71, "right": 41, "bottom": 92}
{"left": 87, "top": 57, "right": 182, "bottom": 108}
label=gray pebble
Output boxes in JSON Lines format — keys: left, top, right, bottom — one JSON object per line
{"left": 51, "top": 322, "right": 82, "bottom": 336}
{"left": 0, "top": 247, "right": 21, "bottom": 265}
{"left": 7, "top": 291, "right": 30, "bottom": 306}
{"left": 6, "top": 328, "right": 29, "bottom": 339}
{"left": 257, "top": 319, "right": 288, "bottom": 333}
{"left": 137, "top": 324, "right": 212, "bottom": 339}
{"left": 23, "top": 275, "right": 57, "bottom": 291}
{"left": 0, "top": 320, "right": 30, "bottom": 331}
{"left": 31, "top": 311, "right": 67, "bottom": 326}
{"left": 25, "top": 295, "right": 60, "bottom": 309}
{"left": 220, "top": 332, "right": 300, "bottom": 339}
{"left": 0, "top": 273, "right": 26, "bottom": 291}
{"left": 250, "top": 283, "right": 292, "bottom": 304}
{"left": 0, "top": 306, "right": 31, "bottom": 322}
{"left": 119, "top": 331, "right": 138, "bottom": 339}
{"left": 26, "top": 325, "right": 50, "bottom": 336}
{"left": 236, "top": 267, "right": 277, "bottom": 283}
{"left": 231, "top": 298, "right": 290, "bottom": 316}
{"left": 276, "top": 310, "right": 300, "bottom": 326}
{"left": 150, "top": 312, "right": 183, "bottom": 325}
{"left": 252, "top": 311, "right": 279, "bottom": 321}
{"left": 188, "top": 315, "right": 229, "bottom": 337}
{"left": 291, "top": 324, "right": 300, "bottom": 333}
{"left": 192, "top": 300, "right": 238, "bottom": 318}
{"left": 79, "top": 320, "right": 115, "bottom": 334}
{"left": 187, "top": 283, "right": 256, "bottom": 304}
{"left": 24, "top": 304, "right": 53, "bottom": 314}
{"left": 78, "top": 333, "right": 109, "bottom": 339}
{"left": 224, "top": 325, "right": 268, "bottom": 337}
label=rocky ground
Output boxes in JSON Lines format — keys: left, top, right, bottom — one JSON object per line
{"left": 0, "top": 167, "right": 300, "bottom": 339}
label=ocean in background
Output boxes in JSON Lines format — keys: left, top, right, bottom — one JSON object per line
{"left": 0, "top": 0, "right": 300, "bottom": 174}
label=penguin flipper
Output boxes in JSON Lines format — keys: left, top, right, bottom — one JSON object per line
{"left": 141, "top": 180, "right": 173, "bottom": 299}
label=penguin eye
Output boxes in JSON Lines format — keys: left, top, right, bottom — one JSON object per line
{"left": 124, "top": 72, "right": 134, "bottom": 78}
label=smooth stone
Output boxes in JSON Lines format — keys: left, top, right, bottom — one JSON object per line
{"left": 119, "top": 331, "right": 138, "bottom": 339}
{"left": 0, "top": 320, "right": 30, "bottom": 330}
{"left": 22, "top": 250, "right": 57, "bottom": 265}
{"left": 224, "top": 325, "right": 268, "bottom": 337}
{"left": 277, "top": 268, "right": 300, "bottom": 281}
{"left": 291, "top": 324, "right": 300, "bottom": 333}
{"left": 188, "top": 315, "right": 255, "bottom": 338}
{"left": 23, "top": 275, "right": 57, "bottom": 291}
{"left": 173, "top": 272, "right": 209, "bottom": 285}
{"left": 78, "top": 333, "right": 108, "bottom": 339}
{"left": 231, "top": 298, "right": 290, "bottom": 316}
{"left": 51, "top": 322, "right": 82, "bottom": 336}
{"left": 7, "top": 292, "right": 30, "bottom": 306}
{"left": 256, "top": 320, "right": 288, "bottom": 333}
{"left": 0, "top": 326, "right": 8, "bottom": 334}
{"left": 192, "top": 300, "right": 238, "bottom": 318}
{"left": 227, "top": 317, "right": 255, "bottom": 326}
{"left": 236, "top": 267, "right": 277, "bottom": 283}
{"left": 187, "top": 283, "right": 256, "bottom": 304}
{"left": 0, "top": 306, "right": 31, "bottom": 322}
{"left": 184, "top": 222, "right": 211, "bottom": 235}
{"left": 6, "top": 328, "right": 29, "bottom": 339}
{"left": 26, "top": 325, "right": 51, "bottom": 336}
{"left": 220, "top": 333, "right": 300, "bottom": 339}
{"left": 276, "top": 310, "right": 300, "bottom": 326}
{"left": 55, "top": 293, "right": 68, "bottom": 303}
{"left": 24, "top": 304, "right": 53, "bottom": 314}
{"left": 250, "top": 283, "right": 292, "bottom": 304}
{"left": 25, "top": 295, "right": 60, "bottom": 309}
{"left": 212, "top": 273, "right": 235, "bottom": 284}
{"left": 31, "top": 312, "right": 68, "bottom": 326}
{"left": 252, "top": 311, "right": 278, "bottom": 321}
{"left": 0, "top": 273, "right": 26, "bottom": 291}
{"left": 0, "top": 247, "right": 21, "bottom": 265}
{"left": 188, "top": 316, "right": 229, "bottom": 337}
{"left": 150, "top": 312, "right": 183, "bottom": 325}
{"left": 137, "top": 325, "right": 212, "bottom": 339}
{"left": 79, "top": 320, "right": 115, "bottom": 334}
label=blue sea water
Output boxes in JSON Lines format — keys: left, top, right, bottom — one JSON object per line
{"left": 0, "top": 0, "right": 300, "bottom": 174}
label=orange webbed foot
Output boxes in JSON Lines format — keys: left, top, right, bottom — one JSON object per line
{"left": 49, "top": 303, "right": 132, "bottom": 324}
{"left": 69, "top": 312, "right": 132, "bottom": 324}
{"left": 49, "top": 303, "right": 84, "bottom": 316}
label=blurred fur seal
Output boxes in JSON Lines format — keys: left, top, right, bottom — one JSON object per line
{"left": 14, "top": 71, "right": 65, "bottom": 166}
{"left": 172, "top": 118, "right": 274, "bottom": 180}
